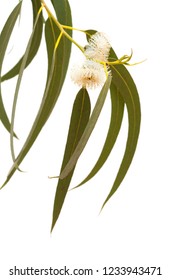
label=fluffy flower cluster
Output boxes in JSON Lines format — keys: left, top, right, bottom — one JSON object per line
{"left": 71, "top": 32, "right": 111, "bottom": 89}
{"left": 84, "top": 32, "right": 111, "bottom": 62}
{"left": 71, "top": 60, "right": 106, "bottom": 89}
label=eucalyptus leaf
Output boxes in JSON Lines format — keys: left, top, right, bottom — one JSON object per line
{"left": 84, "top": 31, "right": 141, "bottom": 208}
{"left": 1, "top": 3, "right": 72, "bottom": 189}
{"left": 59, "top": 75, "right": 112, "bottom": 180}
{"left": 102, "top": 63, "right": 141, "bottom": 208}
{"left": 0, "top": 2, "right": 22, "bottom": 135}
{"left": 72, "top": 28, "right": 141, "bottom": 209}
{"left": 10, "top": 6, "right": 43, "bottom": 165}
{"left": 51, "top": 88, "right": 91, "bottom": 231}
{"left": 51, "top": 0, "right": 72, "bottom": 28}
{"left": 68, "top": 33, "right": 125, "bottom": 188}
{"left": 74, "top": 81, "right": 124, "bottom": 188}
{"left": 1, "top": 0, "right": 43, "bottom": 82}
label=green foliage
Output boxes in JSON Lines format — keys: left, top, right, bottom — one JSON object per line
{"left": 59, "top": 76, "right": 112, "bottom": 180}
{"left": 0, "top": 0, "right": 141, "bottom": 231}
{"left": 1, "top": 0, "right": 43, "bottom": 82}
{"left": 74, "top": 80, "right": 124, "bottom": 190}
{"left": 0, "top": 2, "right": 22, "bottom": 134}
{"left": 103, "top": 62, "right": 141, "bottom": 208}
{"left": 51, "top": 88, "right": 91, "bottom": 231}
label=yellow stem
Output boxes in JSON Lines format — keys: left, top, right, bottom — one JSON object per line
{"left": 40, "top": 0, "right": 84, "bottom": 53}
{"left": 61, "top": 24, "right": 85, "bottom": 33}
{"left": 103, "top": 63, "right": 109, "bottom": 77}
{"left": 38, "top": 5, "right": 43, "bottom": 15}
{"left": 61, "top": 25, "right": 92, "bottom": 38}
{"left": 54, "top": 31, "right": 63, "bottom": 50}
{"left": 40, "top": 1, "right": 143, "bottom": 70}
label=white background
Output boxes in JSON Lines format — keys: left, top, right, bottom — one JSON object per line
{"left": 0, "top": 0, "right": 169, "bottom": 279}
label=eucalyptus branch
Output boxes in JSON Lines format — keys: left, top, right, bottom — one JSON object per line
{"left": 40, "top": 0, "right": 84, "bottom": 52}
{"left": 0, "top": 0, "right": 142, "bottom": 231}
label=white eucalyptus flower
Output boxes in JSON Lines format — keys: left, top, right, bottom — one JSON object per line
{"left": 71, "top": 60, "right": 106, "bottom": 89}
{"left": 84, "top": 32, "right": 111, "bottom": 62}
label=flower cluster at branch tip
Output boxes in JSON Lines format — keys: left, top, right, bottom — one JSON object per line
{"left": 84, "top": 32, "right": 111, "bottom": 62}
{"left": 71, "top": 60, "right": 106, "bottom": 89}
{"left": 71, "top": 32, "right": 111, "bottom": 89}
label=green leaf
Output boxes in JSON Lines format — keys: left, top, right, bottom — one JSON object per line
{"left": 51, "top": 0, "right": 72, "bottom": 28}
{"left": 10, "top": 5, "right": 43, "bottom": 165}
{"left": 83, "top": 35, "right": 140, "bottom": 208}
{"left": 0, "top": 2, "right": 22, "bottom": 134}
{"left": 59, "top": 75, "right": 112, "bottom": 180}
{"left": 46, "top": 0, "right": 72, "bottom": 86}
{"left": 74, "top": 80, "right": 124, "bottom": 188}
{"left": 1, "top": 4, "right": 72, "bottom": 189}
{"left": 1, "top": 0, "right": 43, "bottom": 82}
{"left": 67, "top": 34, "right": 124, "bottom": 188}
{"left": 102, "top": 63, "right": 141, "bottom": 208}
{"left": 51, "top": 88, "right": 91, "bottom": 231}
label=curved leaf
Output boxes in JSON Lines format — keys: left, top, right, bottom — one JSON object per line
{"left": 1, "top": 4, "right": 72, "bottom": 189}
{"left": 59, "top": 75, "right": 112, "bottom": 180}
{"left": 51, "top": 88, "right": 91, "bottom": 231}
{"left": 10, "top": 6, "right": 43, "bottom": 165}
{"left": 51, "top": 0, "right": 72, "bottom": 27}
{"left": 69, "top": 34, "right": 124, "bottom": 188}
{"left": 0, "top": 2, "right": 22, "bottom": 134}
{"left": 74, "top": 81, "right": 124, "bottom": 188}
{"left": 84, "top": 31, "right": 141, "bottom": 208}
{"left": 102, "top": 63, "right": 141, "bottom": 208}
{"left": 1, "top": 0, "right": 43, "bottom": 82}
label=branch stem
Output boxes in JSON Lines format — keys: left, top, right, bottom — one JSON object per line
{"left": 40, "top": 0, "right": 84, "bottom": 53}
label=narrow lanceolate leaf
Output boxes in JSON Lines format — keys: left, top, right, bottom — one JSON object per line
{"left": 10, "top": 6, "right": 43, "bottom": 165}
{"left": 0, "top": 2, "right": 22, "bottom": 134}
{"left": 59, "top": 75, "right": 112, "bottom": 180}
{"left": 70, "top": 33, "right": 125, "bottom": 188}
{"left": 1, "top": 0, "right": 43, "bottom": 82}
{"left": 1, "top": 5, "right": 72, "bottom": 189}
{"left": 102, "top": 62, "right": 141, "bottom": 208}
{"left": 51, "top": 88, "right": 91, "bottom": 231}
{"left": 51, "top": 0, "right": 72, "bottom": 28}
{"left": 74, "top": 81, "right": 124, "bottom": 188}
